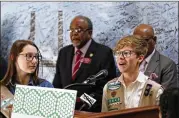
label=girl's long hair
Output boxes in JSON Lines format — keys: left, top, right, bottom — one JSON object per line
{"left": 1, "top": 40, "right": 41, "bottom": 86}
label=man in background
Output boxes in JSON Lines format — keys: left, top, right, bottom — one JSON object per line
{"left": 53, "top": 15, "right": 117, "bottom": 112}
{"left": 133, "top": 24, "right": 178, "bottom": 88}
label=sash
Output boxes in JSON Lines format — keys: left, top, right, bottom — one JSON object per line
{"left": 1, "top": 85, "right": 14, "bottom": 118}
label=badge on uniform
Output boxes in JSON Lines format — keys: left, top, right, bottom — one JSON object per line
{"left": 111, "top": 91, "right": 117, "bottom": 97}
{"left": 108, "top": 81, "right": 121, "bottom": 90}
{"left": 144, "top": 84, "right": 152, "bottom": 96}
{"left": 108, "top": 97, "right": 120, "bottom": 106}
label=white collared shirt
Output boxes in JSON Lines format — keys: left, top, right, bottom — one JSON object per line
{"left": 118, "top": 71, "right": 163, "bottom": 108}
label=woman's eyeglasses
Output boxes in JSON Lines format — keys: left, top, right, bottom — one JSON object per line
{"left": 114, "top": 50, "right": 135, "bottom": 58}
{"left": 19, "top": 53, "right": 42, "bottom": 61}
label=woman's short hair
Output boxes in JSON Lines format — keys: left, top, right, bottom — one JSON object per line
{"left": 113, "top": 35, "right": 148, "bottom": 57}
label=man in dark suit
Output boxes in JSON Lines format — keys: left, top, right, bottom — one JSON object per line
{"left": 53, "top": 15, "right": 117, "bottom": 112}
{"left": 133, "top": 24, "right": 178, "bottom": 89}
{"left": 0, "top": 56, "right": 7, "bottom": 80}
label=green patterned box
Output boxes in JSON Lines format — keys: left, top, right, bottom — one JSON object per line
{"left": 12, "top": 85, "right": 77, "bottom": 118}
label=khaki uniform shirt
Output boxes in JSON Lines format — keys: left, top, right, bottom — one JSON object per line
{"left": 101, "top": 72, "right": 163, "bottom": 112}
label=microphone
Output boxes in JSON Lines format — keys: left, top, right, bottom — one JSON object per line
{"left": 79, "top": 93, "right": 96, "bottom": 110}
{"left": 83, "top": 69, "right": 108, "bottom": 84}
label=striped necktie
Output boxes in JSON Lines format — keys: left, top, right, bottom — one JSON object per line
{"left": 72, "top": 50, "right": 82, "bottom": 80}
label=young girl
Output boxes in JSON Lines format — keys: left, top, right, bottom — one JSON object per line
{"left": 1, "top": 40, "right": 53, "bottom": 95}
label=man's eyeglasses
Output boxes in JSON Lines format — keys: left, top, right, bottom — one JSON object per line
{"left": 114, "top": 50, "right": 135, "bottom": 58}
{"left": 144, "top": 37, "right": 154, "bottom": 42}
{"left": 19, "top": 53, "right": 42, "bottom": 61}
{"left": 67, "top": 28, "right": 90, "bottom": 34}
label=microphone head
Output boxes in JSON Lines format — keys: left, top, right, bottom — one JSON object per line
{"left": 102, "top": 69, "right": 108, "bottom": 77}
{"left": 84, "top": 69, "right": 108, "bottom": 84}
{"left": 94, "top": 69, "right": 108, "bottom": 78}
{"left": 80, "top": 93, "right": 96, "bottom": 107}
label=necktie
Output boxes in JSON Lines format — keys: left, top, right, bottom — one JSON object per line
{"left": 140, "top": 60, "right": 147, "bottom": 73}
{"left": 72, "top": 49, "right": 82, "bottom": 80}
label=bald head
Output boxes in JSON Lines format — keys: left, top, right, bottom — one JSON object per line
{"left": 133, "top": 24, "right": 156, "bottom": 58}
{"left": 71, "top": 15, "right": 93, "bottom": 30}
{"left": 133, "top": 24, "right": 154, "bottom": 39}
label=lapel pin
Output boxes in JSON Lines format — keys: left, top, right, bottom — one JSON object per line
{"left": 89, "top": 53, "right": 93, "bottom": 57}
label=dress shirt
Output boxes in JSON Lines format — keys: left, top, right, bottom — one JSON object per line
{"left": 139, "top": 49, "right": 156, "bottom": 72}
{"left": 72, "top": 39, "right": 92, "bottom": 73}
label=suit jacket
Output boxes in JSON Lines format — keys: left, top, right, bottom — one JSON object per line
{"left": 53, "top": 40, "right": 117, "bottom": 88}
{"left": 0, "top": 57, "right": 7, "bottom": 80}
{"left": 144, "top": 50, "right": 178, "bottom": 88}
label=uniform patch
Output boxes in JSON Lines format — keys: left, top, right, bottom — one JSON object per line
{"left": 111, "top": 91, "right": 116, "bottom": 97}
{"left": 108, "top": 81, "right": 121, "bottom": 90}
{"left": 144, "top": 84, "right": 152, "bottom": 96}
{"left": 108, "top": 97, "right": 120, "bottom": 106}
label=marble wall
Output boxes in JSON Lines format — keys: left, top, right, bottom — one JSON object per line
{"left": 1, "top": 2, "right": 178, "bottom": 82}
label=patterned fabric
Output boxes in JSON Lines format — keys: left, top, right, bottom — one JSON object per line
{"left": 72, "top": 49, "right": 82, "bottom": 80}
{"left": 12, "top": 85, "right": 77, "bottom": 118}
